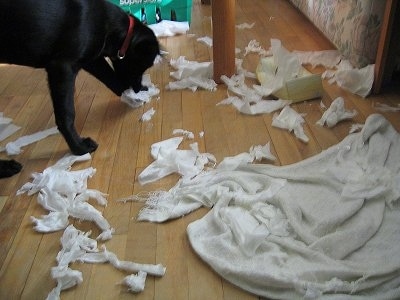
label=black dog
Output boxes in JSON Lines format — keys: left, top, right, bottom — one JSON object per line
{"left": 0, "top": 0, "right": 160, "bottom": 178}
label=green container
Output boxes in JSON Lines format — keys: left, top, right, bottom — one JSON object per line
{"left": 108, "top": 0, "right": 193, "bottom": 25}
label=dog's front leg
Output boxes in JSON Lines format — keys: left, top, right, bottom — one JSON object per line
{"left": 46, "top": 63, "right": 98, "bottom": 155}
{"left": 83, "top": 58, "right": 125, "bottom": 96}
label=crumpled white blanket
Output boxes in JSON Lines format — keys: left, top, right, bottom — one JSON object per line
{"left": 135, "top": 114, "right": 400, "bottom": 299}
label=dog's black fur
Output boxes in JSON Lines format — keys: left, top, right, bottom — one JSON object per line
{"left": 0, "top": 0, "right": 160, "bottom": 178}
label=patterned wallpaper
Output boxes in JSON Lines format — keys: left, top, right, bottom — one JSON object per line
{"left": 288, "top": 0, "right": 385, "bottom": 68}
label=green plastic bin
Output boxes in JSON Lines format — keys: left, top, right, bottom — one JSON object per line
{"left": 108, "top": 0, "right": 193, "bottom": 24}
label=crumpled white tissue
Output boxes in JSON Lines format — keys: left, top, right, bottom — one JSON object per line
{"left": 167, "top": 56, "right": 217, "bottom": 91}
{"left": 17, "top": 153, "right": 114, "bottom": 241}
{"left": 173, "top": 129, "right": 194, "bottom": 139}
{"left": 121, "top": 271, "right": 147, "bottom": 293}
{"left": 244, "top": 39, "right": 270, "bottom": 57}
{"left": 322, "top": 60, "right": 374, "bottom": 98}
{"left": 141, "top": 107, "right": 156, "bottom": 122}
{"left": 148, "top": 20, "right": 189, "bottom": 37}
{"left": 1, "top": 126, "right": 59, "bottom": 155}
{"left": 316, "top": 97, "right": 357, "bottom": 127}
{"left": 272, "top": 105, "right": 309, "bottom": 142}
{"left": 196, "top": 36, "right": 213, "bottom": 47}
{"left": 294, "top": 50, "right": 342, "bottom": 69}
{"left": 46, "top": 225, "right": 165, "bottom": 299}
{"left": 218, "top": 96, "right": 289, "bottom": 115}
{"left": 236, "top": 22, "right": 255, "bottom": 29}
{"left": 217, "top": 142, "right": 276, "bottom": 171}
{"left": 138, "top": 136, "right": 216, "bottom": 185}
{"left": 375, "top": 103, "right": 400, "bottom": 112}
{"left": 0, "top": 112, "right": 21, "bottom": 142}
{"left": 219, "top": 73, "right": 291, "bottom": 115}
{"left": 121, "top": 74, "right": 160, "bottom": 108}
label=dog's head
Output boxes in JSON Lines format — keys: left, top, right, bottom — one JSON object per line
{"left": 112, "top": 16, "right": 160, "bottom": 93}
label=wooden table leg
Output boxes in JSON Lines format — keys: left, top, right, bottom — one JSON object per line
{"left": 212, "top": 0, "right": 236, "bottom": 83}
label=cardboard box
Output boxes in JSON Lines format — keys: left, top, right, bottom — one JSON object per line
{"left": 108, "top": 0, "right": 193, "bottom": 24}
{"left": 256, "top": 57, "right": 323, "bottom": 102}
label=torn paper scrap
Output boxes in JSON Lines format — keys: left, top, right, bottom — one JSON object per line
{"left": 17, "top": 153, "right": 114, "bottom": 241}
{"left": 122, "top": 271, "right": 147, "bottom": 293}
{"left": 218, "top": 96, "right": 290, "bottom": 115}
{"left": 218, "top": 73, "right": 290, "bottom": 115}
{"left": 272, "top": 106, "right": 309, "bottom": 142}
{"left": 138, "top": 136, "right": 216, "bottom": 185}
{"left": 121, "top": 74, "right": 160, "bottom": 108}
{"left": 148, "top": 20, "right": 189, "bottom": 37}
{"left": 249, "top": 143, "right": 276, "bottom": 161}
{"left": 1, "top": 126, "right": 59, "bottom": 155}
{"left": 322, "top": 61, "right": 374, "bottom": 98}
{"left": 374, "top": 102, "right": 400, "bottom": 112}
{"left": 294, "top": 50, "right": 342, "bottom": 69}
{"left": 316, "top": 97, "right": 357, "bottom": 128}
{"left": 196, "top": 36, "right": 213, "bottom": 47}
{"left": 217, "top": 142, "right": 276, "bottom": 171}
{"left": 0, "top": 112, "right": 21, "bottom": 142}
{"left": 236, "top": 22, "right": 255, "bottom": 29}
{"left": 141, "top": 107, "right": 156, "bottom": 122}
{"left": 244, "top": 39, "right": 270, "bottom": 57}
{"left": 173, "top": 129, "right": 195, "bottom": 139}
{"left": 334, "top": 64, "right": 374, "bottom": 98}
{"left": 167, "top": 56, "right": 216, "bottom": 91}
{"left": 47, "top": 225, "right": 165, "bottom": 299}
{"left": 256, "top": 39, "right": 323, "bottom": 102}
{"left": 170, "top": 56, "right": 213, "bottom": 80}
{"left": 166, "top": 77, "right": 217, "bottom": 92}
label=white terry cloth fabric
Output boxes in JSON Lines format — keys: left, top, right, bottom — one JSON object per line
{"left": 136, "top": 114, "right": 400, "bottom": 299}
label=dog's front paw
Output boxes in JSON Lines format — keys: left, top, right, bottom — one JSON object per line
{"left": 0, "top": 159, "right": 23, "bottom": 178}
{"left": 70, "top": 137, "right": 98, "bottom": 155}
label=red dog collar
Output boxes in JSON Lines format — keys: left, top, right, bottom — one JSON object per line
{"left": 117, "top": 15, "right": 135, "bottom": 59}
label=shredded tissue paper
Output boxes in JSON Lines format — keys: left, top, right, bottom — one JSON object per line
{"left": 0, "top": 112, "right": 21, "bottom": 142}
{"left": 17, "top": 153, "right": 115, "bottom": 240}
{"left": 121, "top": 74, "right": 160, "bottom": 108}
{"left": 167, "top": 56, "right": 217, "bottom": 92}
{"left": 46, "top": 225, "right": 165, "bottom": 299}
{"left": 131, "top": 114, "right": 400, "bottom": 299}
{"left": 148, "top": 20, "right": 189, "bottom": 37}
{"left": 317, "top": 97, "right": 357, "bottom": 128}
{"left": 18, "top": 154, "right": 165, "bottom": 298}
{"left": 138, "top": 135, "right": 217, "bottom": 185}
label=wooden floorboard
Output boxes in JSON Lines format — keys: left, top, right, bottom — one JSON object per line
{"left": 1, "top": 0, "right": 399, "bottom": 299}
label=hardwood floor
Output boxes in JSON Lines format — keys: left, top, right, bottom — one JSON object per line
{"left": 0, "top": 0, "right": 399, "bottom": 299}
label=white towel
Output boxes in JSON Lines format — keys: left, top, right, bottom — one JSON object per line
{"left": 138, "top": 114, "right": 400, "bottom": 299}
